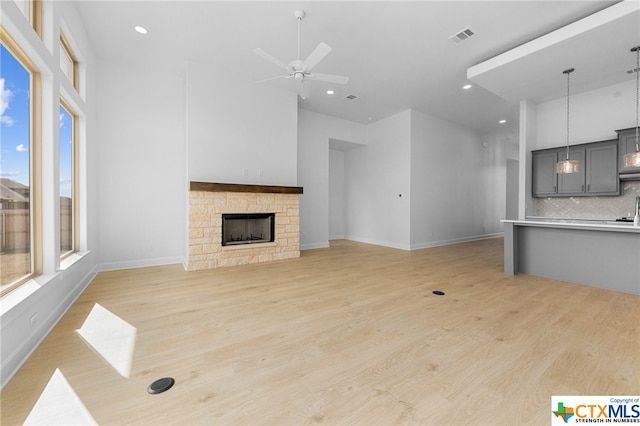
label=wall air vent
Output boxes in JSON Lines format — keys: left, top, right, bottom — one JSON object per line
{"left": 449, "top": 27, "right": 475, "bottom": 43}
{"left": 344, "top": 94, "right": 357, "bottom": 100}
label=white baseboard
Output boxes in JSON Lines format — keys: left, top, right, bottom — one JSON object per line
{"left": 340, "top": 233, "right": 503, "bottom": 251}
{"left": 410, "top": 233, "right": 503, "bottom": 250}
{"left": 94, "top": 256, "right": 185, "bottom": 273}
{"left": 300, "top": 242, "right": 330, "bottom": 250}
{"left": 344, "top": 235, "right": 411, "bottom": 251}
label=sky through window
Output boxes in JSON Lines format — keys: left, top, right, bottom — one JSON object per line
{"left": 1, "top": 44, "right": 31, "bottom": 187}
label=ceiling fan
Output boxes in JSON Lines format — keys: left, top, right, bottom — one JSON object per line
{"left": 253, "top": 9, "right": 349, "bottom": 99}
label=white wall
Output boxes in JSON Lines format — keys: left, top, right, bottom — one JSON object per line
{"left": 329, "top": 149, "right": 346, "bottom": 239}
{"left": 96, "top": 61, "right": 186, "bottom": 269}
{"left": 187, "top": 62, "right": 298, "bottom": 186}
{"left": 297, "top": 109, "right": 366, "bottom": 249}
{"left": 345, "top": 110, "right": 412, "bottom": 249}
{"left": 520, "top": 100, "right": 537, "bottom": 219}
{"left": 536, "top": 79, "right": 636, "bottom": 149}
{"left": 409, "top": 110, "right": 505, "bottom": 249}
{"left": 1, "top": 1, "right": 98, "bottom": 388}
{"left": 303, "top": 108, "right": 508, "bottom": 251}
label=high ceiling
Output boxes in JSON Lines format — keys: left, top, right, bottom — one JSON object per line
{"left": 75, "top": 1, "right": 635, "bottom": 134}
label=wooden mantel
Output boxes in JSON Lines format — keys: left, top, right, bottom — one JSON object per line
{"left": 190, "top": 181, "right": 303, "bottom": 194}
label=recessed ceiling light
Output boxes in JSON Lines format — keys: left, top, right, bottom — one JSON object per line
{"left": 499, "top": 119, "right": 507, "bottom": 124}
{"left": 326, "top": 90, "right": 334, "bottom": 95}
{"left": 134, "top": 26, "right": 148, "bottom": 34}
{"left": 462, "top": 84, "right": 472, "bottom": 90}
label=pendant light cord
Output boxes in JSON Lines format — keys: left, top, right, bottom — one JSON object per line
{"left": 635, "top": 46, "right": 639, "bottom": 152}
{"left": 565, "top": 69, "right": 572, "bottom": 161}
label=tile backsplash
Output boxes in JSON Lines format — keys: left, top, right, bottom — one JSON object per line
{"left": 535, "top": 180, "right": 640, "bottom": 219}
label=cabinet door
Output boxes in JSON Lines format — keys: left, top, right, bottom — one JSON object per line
{"left": 532, "top": 151, "right": 558, "bottom": 196}
{"left": 587, "top": 141, "right": 619, "bottom": 195}
{"left": 558, "top": 149, "right": 585, "bottom": 195}
{"left": 619, "top": 129, "right": 640, "bottom": 173}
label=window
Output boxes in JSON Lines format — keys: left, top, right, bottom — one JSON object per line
{"left": 12, "top": 0, "right": 42, "bottom": 36}
{"left": 1, "top": 28, "right": 41, "bottom": 296}
{"left": 59, "top": 99, "right": 76, "bottom": 258}
{"left": 59, "top": 32, "right": 78, "bottom": 91}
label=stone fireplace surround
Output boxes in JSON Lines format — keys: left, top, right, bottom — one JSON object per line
{"left": 187, "top": 182, "right": 303, "bottom": 271}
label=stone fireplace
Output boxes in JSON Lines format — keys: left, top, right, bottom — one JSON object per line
{"left": 187, "top": 182, "right": 303, "bottom": 271}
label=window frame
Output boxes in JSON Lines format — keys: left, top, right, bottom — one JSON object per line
{"left": 11, "top": 0, "right": 41, "bottom": 36}
{"left": 0, "top": 26, "right": 42, "bottom": 297}
{"left": 59, "top": 31, "right": 79, "bottom": 92}
{"left": 59, "top": 97, "right": 78, "bottom": 260}
{"left": 31, "top": 0, "right": 42, "bottom": 37}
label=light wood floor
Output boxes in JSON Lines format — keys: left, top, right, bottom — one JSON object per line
{"left": 1, "top": 238, "right": 638, "bottom": 425}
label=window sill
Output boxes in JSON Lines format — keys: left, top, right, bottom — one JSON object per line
{"left": 60, "top": 250, "right": 88, "bottom": 270}
{"left": 1, "top": 250, "right": 91, "bottom": 316}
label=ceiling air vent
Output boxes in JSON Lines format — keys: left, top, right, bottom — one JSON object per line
{"left": 344, "top": 94, "right": 357, "bottom": 100}
{"left": 449, "top": 27, "right": 474, "bottom": 43}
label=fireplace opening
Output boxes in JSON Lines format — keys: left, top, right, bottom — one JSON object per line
{"left": 222, "top": 213, "right": 275, "bottom": 246}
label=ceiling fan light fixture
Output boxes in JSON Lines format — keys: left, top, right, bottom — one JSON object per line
{"left": 623, "top": 45, "right": 640, "bottom": 169}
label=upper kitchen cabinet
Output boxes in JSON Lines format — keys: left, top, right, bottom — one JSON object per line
{"left": 617, "top": 127, "right": 640, "bottom": 175}
{"left": 532, "top": 150, "right": 558, "bottom": 196}
{"left": 532, "top": 139, "right": 619, "bottom": 197}
{"left": 585, "top": 140, "right": 619, "bottom": 195}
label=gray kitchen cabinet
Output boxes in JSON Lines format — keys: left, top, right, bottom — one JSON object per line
{"left": 617, "top": 127, "right": 640, "bottom": 174}
{"left": 532, "top": 150, "right": 558, "bottom": 196}
{"left": 586, "top": 140, "right": 619, "bottom": 195}
{"left": 532, "top": 139, "right": 619, "bottom": 197}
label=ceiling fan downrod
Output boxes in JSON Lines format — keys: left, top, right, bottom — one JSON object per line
{"left": 295, "top": 10, "right": 305, "bottom": 61}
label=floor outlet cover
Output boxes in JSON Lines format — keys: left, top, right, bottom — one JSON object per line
{"left": 147, "top": 377, "right": 175, "bottom": 394}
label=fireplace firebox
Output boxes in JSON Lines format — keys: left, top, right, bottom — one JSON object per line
{"left": 222, "top": 213, "right": 275, "bottom": 246}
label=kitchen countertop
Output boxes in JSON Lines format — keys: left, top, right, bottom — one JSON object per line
{"left": 501, "top": 217, "right": 640, "bottom": 233}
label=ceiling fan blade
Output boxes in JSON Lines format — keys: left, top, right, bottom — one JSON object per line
{"left": 302, "top": 42, "right": 331, "bottom": 70}
{"left": 254, "top": 75, "right": 289, "bottom": 84}
{"left": 253, "top": 48, "right": 289, "bottom": 71}
{"left": 309, "top": 73, "right": 349, "bottom": 85}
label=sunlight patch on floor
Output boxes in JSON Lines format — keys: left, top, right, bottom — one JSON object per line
{"left": 23, "top": 368, "right": 97, "bottom": 425}
{"left": 76, "top": 303, "right": 137, "bottom": 378}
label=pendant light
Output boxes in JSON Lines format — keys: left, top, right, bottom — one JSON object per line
{"left": 623, "top": 45, "right": 640, "bottom": 169}
{"left": 556, "top": 68, "right": 580, "bottom": 174}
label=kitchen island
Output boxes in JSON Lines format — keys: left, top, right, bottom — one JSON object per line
{"left": 502, "top": 218, "right": 640, "bottom": 294}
